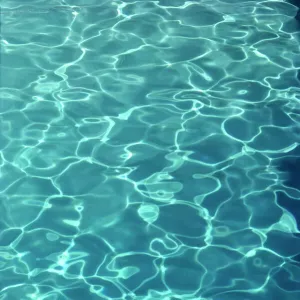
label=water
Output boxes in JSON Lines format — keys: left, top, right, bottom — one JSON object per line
{"left": 0, "top": 0, "right": 300, "bottom": 299}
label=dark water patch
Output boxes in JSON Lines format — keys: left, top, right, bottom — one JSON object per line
{"left": 276, "top": 157, "right": 300, "bottom": 190}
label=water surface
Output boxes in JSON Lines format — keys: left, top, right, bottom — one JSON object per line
{"left": 1, "top": 1, "right": 300, "bottom": 299}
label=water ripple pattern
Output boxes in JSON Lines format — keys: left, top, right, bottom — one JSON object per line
{"left": 1, "top": 0, "right": 300, "bottom": 299}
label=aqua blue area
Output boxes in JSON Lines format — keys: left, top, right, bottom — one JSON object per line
{"left": 1, "top": 1, "right": 300, "bottom": 299}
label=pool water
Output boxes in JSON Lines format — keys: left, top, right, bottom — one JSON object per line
{"left": 1, "top": 0, "right": 300, "bottom": 299}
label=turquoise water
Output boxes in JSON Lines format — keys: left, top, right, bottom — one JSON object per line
{"left": 1, "top": 0, "right": 300, "bottom": 299}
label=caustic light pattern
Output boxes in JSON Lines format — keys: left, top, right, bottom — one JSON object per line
{"left": 0, "top": 0, "right": 300, "bottom": 299}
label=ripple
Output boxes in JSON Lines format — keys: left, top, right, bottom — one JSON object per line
{"left": 1, "top": 0, "right": 300, "bottom": 299}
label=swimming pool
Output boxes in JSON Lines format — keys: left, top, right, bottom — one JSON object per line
{"left": 1, "top": 0, "right": 300, "bottom": 299}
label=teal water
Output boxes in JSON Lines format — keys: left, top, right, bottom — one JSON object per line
{"left": 1, "top": 0, "right": 300, "bottom": 299}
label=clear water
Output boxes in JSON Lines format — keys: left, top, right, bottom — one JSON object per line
{"left": 1, "top": 0, "right": 300, "bottom": 299}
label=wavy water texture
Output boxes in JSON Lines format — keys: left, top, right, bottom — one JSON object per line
{"left": 1, "top": 0, "right": 300, "bottom": 299}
